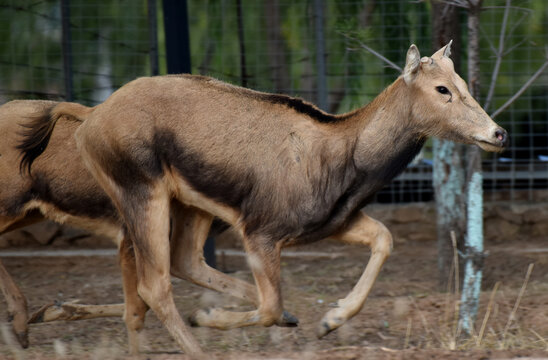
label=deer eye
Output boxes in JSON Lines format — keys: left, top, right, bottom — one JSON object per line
{"left": 436, "top": 86, "right": 450, "bottom": 95}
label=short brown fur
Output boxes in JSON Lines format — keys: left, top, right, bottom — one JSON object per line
{"left": 52, "top": 43, "right": 506, "bottom": 358}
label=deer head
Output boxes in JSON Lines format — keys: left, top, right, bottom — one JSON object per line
{"left": 403, "top": 41, "right": 508, "bottom": 152}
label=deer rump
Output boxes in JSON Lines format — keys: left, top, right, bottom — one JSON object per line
{"left": 0, "top": 99, "right": 229, "bottom": 351}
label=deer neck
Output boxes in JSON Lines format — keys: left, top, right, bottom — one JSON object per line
{"left": 350, "top": 78, "right": 425, "bottom": 183}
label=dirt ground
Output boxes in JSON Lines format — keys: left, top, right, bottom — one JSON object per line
{"left": 1, "top": 236, "right": 548, "bottom": 359}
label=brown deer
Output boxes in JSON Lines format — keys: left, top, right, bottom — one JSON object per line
{"left": 24, "top": 42, "right": 507, "bottom": 358}
{"left": 1, "top": 100, "right": 293, "bottom": 353}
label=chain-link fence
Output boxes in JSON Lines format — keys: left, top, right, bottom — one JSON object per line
{"left": 1, "top": 0, "right": 547, "bottom": 203}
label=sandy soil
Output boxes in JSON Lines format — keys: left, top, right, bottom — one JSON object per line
{"left": 1, "top": 237, "right": 548, "bottom": 359}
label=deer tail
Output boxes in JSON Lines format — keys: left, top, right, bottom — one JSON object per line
{"left": 17, "top": 102, "right": 93, "bottom": 174}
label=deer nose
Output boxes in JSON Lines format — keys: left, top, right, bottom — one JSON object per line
{"left": 495, "top": 128, "right": 508, "bottom": 148}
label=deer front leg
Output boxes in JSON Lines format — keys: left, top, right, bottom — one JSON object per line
{"left": 170, "top": 202, "right": 298, "bottom": 327}
{"left": 121, "top": 185, "right": 205, "bottom": 359}
{"left": 317, "top": 211, "right": 392, "bottom": 338}
{"left": 0, "top": 259, "right": 29, "bottom": 348}
{"left": 79, "top": 156, "right": 206, "bottom": 358}
{"left": 189, "top": 236, "right": 291, "bottom": 329}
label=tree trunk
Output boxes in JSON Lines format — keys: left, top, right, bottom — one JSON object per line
{"left": 459, "top": 0, "right": 485, "bottom": 335}
{"left": 430, "top": 0, "right": 466, "bottom": 292}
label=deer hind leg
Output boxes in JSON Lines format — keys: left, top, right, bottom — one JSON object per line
{"left": 316, "top": 211, "right": 392, "bottom": 338}
{"left": 0, "top": 215, "right": 33, "bottom": 348}
{"left": 119, "top": 234, "right": 149, "bottom": 355}
{"left": 0, "top": 259, "right": 28, "bottom": 348}
{"left": 112, "top": 183, "right": 204, "bottom": 358}
{"left": 189, "top": 235, "right": 294, "bottom": 330}
{"left": 77, "top": 138, "right": 205, "bottom": 357}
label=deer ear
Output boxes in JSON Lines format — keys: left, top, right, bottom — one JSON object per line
{"left": 443, "top": 40, "right": 452, "bottom": 57}
{"left": 403, "top": 44, "right": 421, "bottom": 84}
{"left": 432, "top": 40, "right": 453, "bottom": 59}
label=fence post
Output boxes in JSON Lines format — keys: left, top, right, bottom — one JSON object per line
{"left": 60, "top": 0, "right": 73, "bottom": 101}
{"left": 162, "top": 0, "right": 191, "bottom": 74}
{"left": 313, "top": 0, "right": 327, "bottom": 110}
{"left": 148, "top": 0, "right": 159, "bottom": 76}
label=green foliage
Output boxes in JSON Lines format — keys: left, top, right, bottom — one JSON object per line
{"left": 0, "top": 0, "right": 151, "bottom": 105}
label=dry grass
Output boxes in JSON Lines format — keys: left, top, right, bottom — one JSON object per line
{"left": 404, "top": 248, "right": 546, "bottom": 352}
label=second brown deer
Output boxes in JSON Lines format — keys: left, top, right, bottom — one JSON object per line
{"left": 2, "top": 101, "right": 295, "bottom": 353}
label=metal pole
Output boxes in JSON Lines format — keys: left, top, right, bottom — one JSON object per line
{"left": 162, "top": 0, "right": 191, "bottom": 74}
{"left": 60, "top": 0, "right": 74, "bottom": 101}
{"left": 313, "top": 0, "right": 327, "bottom": 110}
{"left": 147, "top": 0, "right": 159, "bottom": 76}
{"left": 162, "top": 0, "right": 215, "bottom": 268}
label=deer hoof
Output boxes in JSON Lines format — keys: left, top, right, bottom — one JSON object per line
{"left": 14, "top": 330, "right": 29, "bottom": 349}
{"left": 8, "top": 312, "right": 29, "bottom": 348}
{"left": 188, "top": 308, "right": 211, "bottom": 327}
{"left": 276, "top": 310, "right": 299, "bottom": 327}
{"left": 316, "top": 314, "right": 345, "bottom": 339}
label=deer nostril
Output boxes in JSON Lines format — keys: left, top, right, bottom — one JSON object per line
{"left": 495, "top": 128, "right": 508, "bottom": 147}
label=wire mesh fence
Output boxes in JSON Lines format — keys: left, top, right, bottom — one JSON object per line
{"left": 0, "top": 0, "right": 547, "bottom": 204}
{"left": 0, "top": 0, "right": 155, "bottom": 104}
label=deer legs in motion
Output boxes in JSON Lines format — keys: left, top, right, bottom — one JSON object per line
{"left": 317, "top": 212, "right": 392, "bottom": 338}
{"left": 189, "top": 211, "right": 391, "bottom": 335}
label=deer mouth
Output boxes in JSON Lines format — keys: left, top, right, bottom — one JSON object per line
{"left": 475, "top": 139, "right": 506, "bottom": 153}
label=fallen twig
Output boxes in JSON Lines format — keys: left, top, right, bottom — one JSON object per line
{"left": 28, "top": 300, "right": 124, "bottom": 324}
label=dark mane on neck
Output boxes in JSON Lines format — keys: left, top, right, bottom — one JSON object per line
{"left": 253, "top": 93, "right": 346, "bottom": 124}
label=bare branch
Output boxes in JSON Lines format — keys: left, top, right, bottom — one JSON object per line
{"left": 503, "top": 38, "right": 527, "bottom": 57}
{"left": 507, "top": 11, "right": 529, "bottom": 41}
{"left": 479, "top": 25, "right": 497, "bottom": 55}
{"left": 341, "top": 33, "right": 402, "bottom": 72}
{"left": 483, "top": 0, "right": 511, "bottom": 112}
{"left": 482, "top": 5, "right": 533, "bottom": 14}
{"left": 491, "top": 57, "right": 548, "bottom": 119}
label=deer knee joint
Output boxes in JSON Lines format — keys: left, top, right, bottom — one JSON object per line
{"left": 373, "top": 222, "right": 393, "bottom": 256}
{"left": 137, "top": 280, "right": 172, "bottom": 307}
